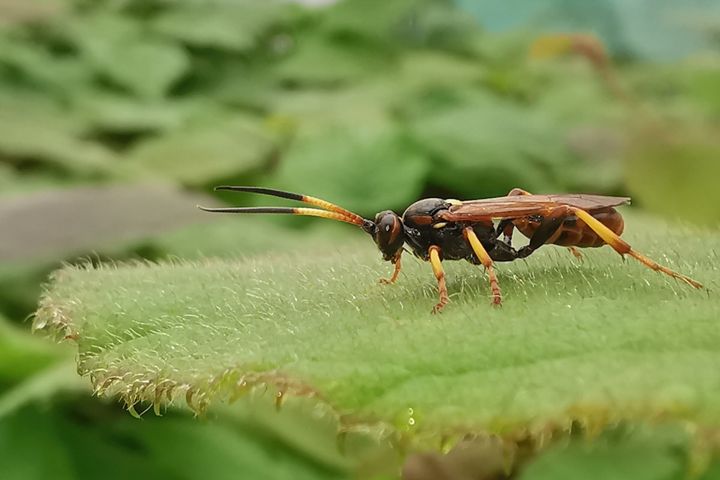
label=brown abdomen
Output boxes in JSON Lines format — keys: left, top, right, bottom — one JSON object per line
{"left": 515, "top": 208, "right": 625, "bottom": 248}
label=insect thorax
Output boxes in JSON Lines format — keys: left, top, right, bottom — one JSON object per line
{"left": 401, "top": 198, "right": 495, "bottom": 261}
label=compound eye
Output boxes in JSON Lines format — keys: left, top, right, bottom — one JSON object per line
{"left": 378, "top": 215, "right": 395, "bottom": 233}
{"left": 373, "top": 211, "right": 404, "bottom": 259}
{"left": 376, "top": 214, "right": 400, "bottom": 243}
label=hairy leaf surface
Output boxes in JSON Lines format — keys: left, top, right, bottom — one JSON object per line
{"left": 34, "top": 215, "right": 720, "bottom": 439}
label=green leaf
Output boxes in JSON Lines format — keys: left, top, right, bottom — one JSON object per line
{"left": 0, "top": 316, "right": 65, "bottom": 384}
{"left": 63, "top": 13, "right": 188, "bottom": 98}
{"left": 212, "top": 66, "right": 281, "bottom": 111}
{"left": 627, "top": 62, "right": 720, "bottom": 119}
{"left": 152, "top": 1, "right": 294, "bottom": 51}
{"left": 274, "top": 127, "right": 429, "bottom": 214}
{"left": 0, "top": 36, "right": 92, "bottom": 98}
{"left": 0, "top": 406, "right": 76, "bottom": 480}
{"left": 683, "top": 66, "right": 720, "bottom": 117}
{"left": 75, "top": 92, "right": 192, "bottom": 135}
{"left": 0, "top": 261, "right": 54, "bottom": 321}
{"left": 0, "top": 164, "right": 62, "bottom": 195}
{"left": 409, "top": 95, "right": 572, "bottom": 197}
{"left": 624, "top": 126, "right": 720, "bottom": 225}
{"left": 392, "top": 2, "right": 482, "bottom": 52}
{"left": 33, "top": 214, "right": 720, "bottom": 441}
{"left": 528, "top": 62, "right": 626, "bottom": 122}
{"left": 322, "top": 0, "right": 480, "bottom": 52}
{"left": 127, "top": 115, "right": 280, "bottom": 186}
{"left": 321, "top": 0, "right": 420, "bottom": 41}
{"left": 122, "top": 413, "right": 347, "bottom": 480}
{"left": 519, "top": 425, "right": 688, "bottom": 480}
{"left": 0, "top": 360, "right": 85, "bottom": 419}
{"left": 270, "top": 83, "right": 395, "bottom": 135}
{"left": 397, "top": 51, "right": 485, "bottom": 92}
{"left": 275, "top": 33, "right": 394, "bottom": 86}
{"left": 0, "top": 94, "right": 119, "bottom": 179}
{"left": 700, "top": 460, "right": 720, "bottom": 480}
{"left": 0, "top": 402, "right": 348, "bottom": 480}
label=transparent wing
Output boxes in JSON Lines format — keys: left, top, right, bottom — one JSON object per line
{"left": 440, "top": 194, "right": 631, "bottom": 221}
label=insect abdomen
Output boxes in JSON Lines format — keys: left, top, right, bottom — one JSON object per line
{"left": 516, "top": 208, "right": 625, "bottom": 248}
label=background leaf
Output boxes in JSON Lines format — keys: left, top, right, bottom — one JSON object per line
{"left": 519, "top": 425, "right": 689, "bottom": 480}
{"left": 152, "top": 1, "right": 293, "bottom": 52}
{"left": 275, "top": 33, "right": 394, "bottom": 86}
{"left": 275, "top": 127, "right": 429, "bottom": 214}
{"left": 0, "top": 402, "right": 348, "bottom": 480}
{"left": 0, "top": 93, "right": 118, "bottom": 179}
{"left": 625, "top": 126, "right": 720, "bottom": 225}
{"left": 64, "top": 13, "right": 188, "bottom": 98}
{"left": 0, "top": 316, "right": 64, "bottom": 384}
{"left": 127, "top": 115, "right": 281, "bottom": 186}
{"left": 409, "top": 94, "right": 573, "bottom": 197}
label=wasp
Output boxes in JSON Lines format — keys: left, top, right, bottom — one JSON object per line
{"left": 199, "top": 186, "right": 703, "bottom": 313}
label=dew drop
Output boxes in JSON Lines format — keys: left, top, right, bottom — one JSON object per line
{"left": 406, "top": 407, "right": 417, "bottom": 427}
{"left": 275, "top": 390, "right": 285, "bottom": 411}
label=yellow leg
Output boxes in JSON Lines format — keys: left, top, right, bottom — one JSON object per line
{"left": 509, "top": 187, "right": 582, "bottom": 260}
{"left": 428, "top": 246, "right": 449, "bottom": 313}
{"left": 379, "top": 253, "right": 402, "bottom": 284}
{"left": 570, "top": 207, "right": 703, "bottom": 289}
{"left": 464, "top": 228, "right": 503, "bottom": 306}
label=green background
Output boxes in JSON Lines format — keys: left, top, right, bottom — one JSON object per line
{"left": 1, "top": 0, "right": 719, "bottom": 478}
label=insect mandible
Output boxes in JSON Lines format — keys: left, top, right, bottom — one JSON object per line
{"left": 199, "top": 186, "right": 703, "bottom": 313}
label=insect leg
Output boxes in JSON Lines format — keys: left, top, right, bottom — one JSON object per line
{"left": 569, "top": 207, "right": 704, "bottom": 289}
{"left": 495, "top": 218, "right": 515, "bottom": 244}
{"left": 516, "top": 209, "right": 568, "bottom": 258}
{"left": 463, "top": 228, "right": 502, "bottom": 306}
{"left": 487, "top": 240, "right": 521, "bottom": 261}
{"left": 507, "top": 187, "right": 583, "bottom": 260}
{"left": 428, "top": 246, "right": 449, "bottom": 313}
{"left": 495, "top": 189, "right": 533, "bottom": 244}
{"left": 379, "top": 252, "right": 402, "bottom": 285}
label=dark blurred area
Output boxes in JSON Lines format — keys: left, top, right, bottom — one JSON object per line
{"left": 0, "top": 0, "right": 719, "bottom": 478}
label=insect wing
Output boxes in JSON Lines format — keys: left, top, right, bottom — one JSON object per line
{"left": 441, "top": 194, "right": 631, "bottom": 221}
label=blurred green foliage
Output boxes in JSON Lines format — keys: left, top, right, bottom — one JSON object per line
{"left": 1, "top": 0, "right": 719, "bottom": 214}
{"left": 519, "top": 425, "right": 691, "bottom": 480}
{"left": 1, "top": 0, "right": 719, "bottom": 478}
{"left": 0, "top": 0, "right": 635, "bottom": 208}
{"left": 0, "top": 401, "right": 352, "bottom": 480}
